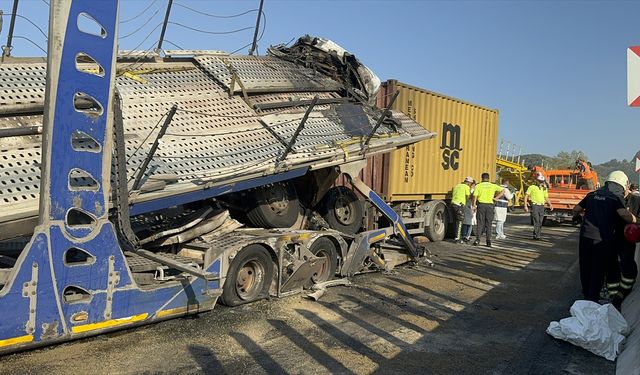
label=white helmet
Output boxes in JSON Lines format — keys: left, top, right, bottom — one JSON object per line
{"left": 606, "top": 170, "right": 629, "bottom": 188}
{"left": 464, "top": 176, "right": 474, "bottom": 183}
{"left": 536, "top": 173, "right": 545, "bottom": 182}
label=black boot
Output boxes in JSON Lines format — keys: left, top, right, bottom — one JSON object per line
{"left": 486, "top": 240, "right": 492, "bottom": 248}
{"left": 611, "top": 295, "right": 623, "bottom": 312}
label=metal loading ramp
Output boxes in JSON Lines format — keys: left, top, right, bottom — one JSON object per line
{"left": 0, "top": 53, "right": 434, "bottom": 239}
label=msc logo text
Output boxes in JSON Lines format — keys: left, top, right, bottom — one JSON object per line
{"left": 440, "top": 123, "right": 462, "bottom": 170}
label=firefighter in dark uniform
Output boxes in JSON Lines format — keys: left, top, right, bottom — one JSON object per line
{"left": 617, "top": 183, "right": 640, "bottom": 298}
{"left": 573, "top": 171, "right": 636, "bottom": 309}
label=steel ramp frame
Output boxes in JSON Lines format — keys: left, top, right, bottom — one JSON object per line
{"left": 0, "top": 0, "right": 431, "bottom": 354}
{"left": 0, "top": 0, "right": 220, "bottom": 354}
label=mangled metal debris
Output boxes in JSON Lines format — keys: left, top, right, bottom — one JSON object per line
{"left": 0, "top": 40, "right": 433, "bottom": 240}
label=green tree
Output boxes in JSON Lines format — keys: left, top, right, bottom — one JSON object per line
{"left": 549, "top": 150, "right": 587, "bottom": 169}
{"left": 593, "top": 159, "right": 636, "bottom": 183}
{"left": 520, "top": 150, "right": 588, "bottom": 169}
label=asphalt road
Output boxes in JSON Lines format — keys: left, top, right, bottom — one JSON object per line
{"left": 0, "top": 214, "right": 615, "bottom": 374}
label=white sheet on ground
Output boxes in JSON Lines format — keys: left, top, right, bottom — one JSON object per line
{"left": 546, "top": 300, "right": 628, "bottom": 361}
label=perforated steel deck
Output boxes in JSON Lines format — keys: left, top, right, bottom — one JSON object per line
{"left": 0, "top": 56, "right": 434, "bottom": 231}
{"left": 0, "top": 63, "right": 47, "bottom": 112}
{"left": 195, "top": 55, "right": 343, "bottom": 93}
{"left": 124, "top": 251, "right": 203, "bottom": 273}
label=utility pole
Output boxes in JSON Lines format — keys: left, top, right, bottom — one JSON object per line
{"left": 156, "top": 0, "right": 173, "bottom": 52}
{"left": 248, "top": 0, "right": 264, "bottom": 56}
{"left": 2, "top": 0, "right": 19, "bottom": 61}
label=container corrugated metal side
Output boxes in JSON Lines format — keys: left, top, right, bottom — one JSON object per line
{"left": 346, "top": 80, "right": 499, "bottom": 202}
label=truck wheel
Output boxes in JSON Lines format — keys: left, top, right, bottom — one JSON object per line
{"left": 247, "top": 182, "right": 301, "bottom": 228}
{"left": 318, "top": 186, "right": 364, "bottom": 235}
{"left": 220, "top": 245, "right": 274, "bottom": 306}
{"left": 425, "top": 201, "right": 447, "bottom": 242}
{"left": 307, "top": 237, "right": 338, "bottom": 285}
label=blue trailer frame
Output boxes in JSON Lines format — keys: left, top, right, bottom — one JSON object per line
{"left": 0, "top": 0, "right": 224, "bottom": 352}
{"left": 0, "top": 0, "right": 427, "bottom": 354}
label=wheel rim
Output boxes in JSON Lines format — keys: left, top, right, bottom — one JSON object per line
{"left": 434, "top": 209, "right": 444, "bottom": 234}
{"left": 236, "top": 260, "right": 265, "bottom": 300}
{"left": 312, "top": 249, "right": 332, "bottom": 283}
{"left": 334, "top": 196, "right": 355, "bottom": 225}
{"left": 266, "top": 184, "right": 289, "bottom": 216}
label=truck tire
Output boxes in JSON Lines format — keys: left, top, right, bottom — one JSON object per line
{"left": 425, "top": 201, "right": 447, "bottom": 242}
{"left": 246, "top": 182, "right": 301, "bottom": 228}
{"left": 307, "top": 237, "right": 338, "bottom": 286}
{"left": 318, "top": 186, "right": 364, "bottom": 235}
{"left": 220, "top": 245, "right": 274, "bottom": 306}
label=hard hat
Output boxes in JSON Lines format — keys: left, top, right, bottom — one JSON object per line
{"left": 605, "top": 170, "right": 629, "bottom": 188}
{"left": 624, "top": 224, "right": 640, "bottom": 243}
{"left": 536, "top": 174, "right": 545, "bottom": 182}
{"left": 464, "top": 176, "right": 474, "bottom": 183}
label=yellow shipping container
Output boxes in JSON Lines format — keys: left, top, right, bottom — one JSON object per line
{"left": 380, "top": 80, "right": 499, "bottom": 201}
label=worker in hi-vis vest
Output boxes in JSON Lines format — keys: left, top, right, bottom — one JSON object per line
{"left": 451, "top": 176, "right": 474, "bottom": 243}
{"left": 471, "top": 172, "right": 504, "bottom": 248}
{"left": 524, "top": 174, "right": 553, "bottom": 240}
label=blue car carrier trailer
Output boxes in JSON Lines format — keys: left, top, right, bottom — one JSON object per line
{"left": 0, "top": 0, "right": 434, "bottom": 353}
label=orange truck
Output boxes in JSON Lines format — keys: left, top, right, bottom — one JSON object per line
{"left": 544, "top": 166, "right": 598, "bottom": 223}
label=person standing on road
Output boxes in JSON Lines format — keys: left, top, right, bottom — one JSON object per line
{"left": 573, "top": 171, "right": 636, "bottom": 308}
{"left": 452, "top": 177, "right": 474, "bottom": 243}
{"left": 462, "top": 180, "right": 477, "bottom": 242}
{"left": 472, "top": 173, "right": 504, "bottom": 248}
{"left": 495, "top": 179, "right": 514, "bottom": 240}
{"left": 524, "top": 175, "right": 553, "bottom": 240}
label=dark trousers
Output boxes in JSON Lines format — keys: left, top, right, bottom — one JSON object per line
{"left": 579, "top": 237, "right": 618, "bottom": 302}
{"left": 453, "top": 203, "right": 464, "bottom": 239}
{"left": 619, "top": 240, "right": 638, "bottom": 297}
{"left": 475, "top": 203, "right": 494, "bottom": 243}
{"left": 531, "top": 205, "right": 545, "bottom": 239}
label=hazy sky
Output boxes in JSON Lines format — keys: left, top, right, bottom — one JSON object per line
{"left": 2, "top": 0, "right": 639, "bottom": 163}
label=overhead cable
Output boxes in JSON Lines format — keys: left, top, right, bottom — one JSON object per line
{"left": 13, "top": 35, "right": 47, "bottom": 54}
{"left": 173, "top": 2, "right": 257, "bottom": 18}
{"left": 120, "top": 0, "right": 159, "bottom": 24}
{"left": 120, "top": 40, "right": 161, "bottom": 71}
{"left": 120, "top": 22, "right": 163, "bottom": 56}
{"left": 119, "top": 9, "right": 161, "bottom": 40}
{"left": 163, "top": 39, "right": 184, "bottom": 50}
{"left": 230, "top": 10, "right": 266, "bottom": 54}
{"left": 230, "top": 42, "right": 252, "bottom": 55}
{"left": 167, "top": 22, "right": 252, "bottom": 35}
{"left": 251, "top": 10, "right": 267, "bottom": 55}
{"left": 2, "top": 13, "right": 48, "bottom": 40}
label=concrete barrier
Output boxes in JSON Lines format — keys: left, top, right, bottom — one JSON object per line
{"left": 616, "top": 247, "right": 640, "bottom": 375}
